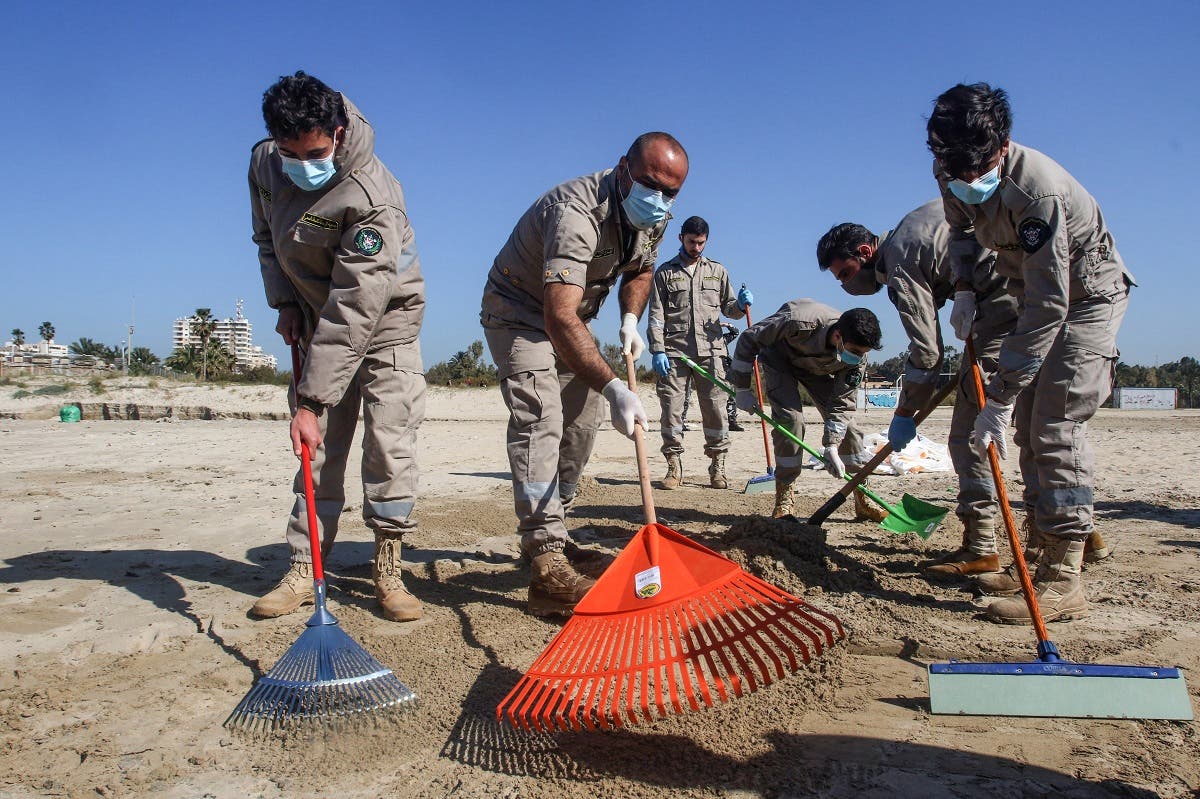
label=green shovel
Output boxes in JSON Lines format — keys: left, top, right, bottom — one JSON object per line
{"left": 679, "top": 355, "right": 948, "bottom": 539}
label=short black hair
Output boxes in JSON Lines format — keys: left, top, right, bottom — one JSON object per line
{"left": 262, "top": 71, "right": 348, "bottom": 140}
{"left": 627, "top": 132, "right": 688, "bottom": 168}
{"left": 681, "top": 216, "right": 709, "bottom": 237}
{"left": 817, "top": 223, "right": 875, "bottom": 271}
{"left": 926, "top": 82, "right": 1012, "bottom": 178}
{"left": 835, "top": 308, "right": 883, "bottom": 350}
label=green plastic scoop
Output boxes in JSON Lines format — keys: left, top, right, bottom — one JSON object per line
{"left": 679, "top": 355, "right": 948, "bottom": 538}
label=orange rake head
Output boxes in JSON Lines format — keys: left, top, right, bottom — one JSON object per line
{"left": 496, "top": 522, "right": 845, "bottom": 733}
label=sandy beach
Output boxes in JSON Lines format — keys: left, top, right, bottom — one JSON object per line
{"left": 1, "top": 377, "right": 1197, "bottom": 798}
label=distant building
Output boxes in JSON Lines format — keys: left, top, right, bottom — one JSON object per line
{"left": 172, "top": 300, "right": 278, "bottom": 372}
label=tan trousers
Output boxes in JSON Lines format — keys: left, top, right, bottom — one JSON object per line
{"left": 761, "top": 364, "right": 866, "bottom": 484}
{"left": 656, "top": 355, "right": 729, "bottom": 457}
{"left": 484, "top": 326, "right": 605, "bottom": 556}
{"left": 286, "top": 342, "right": 425, "bottom": 562}
{"left": 1013, "top": 288, "right": 1129, "bottom": 541}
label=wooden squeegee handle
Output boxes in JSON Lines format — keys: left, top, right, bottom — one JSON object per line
{"left": 965, "top": 337, "right": 1049, "bottom": 644}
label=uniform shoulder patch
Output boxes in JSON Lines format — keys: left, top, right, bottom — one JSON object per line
{"left": 846, "top": 368, "right": 863, "bottom": 387}
{"left": 1018, "top": 218, "right": 1052, "bottom": 254}
{"left": 354, "top": 227, "right": 383, "bottom": 256}
{"left": 301, "top": 212, "right": 339, "bottom": 231}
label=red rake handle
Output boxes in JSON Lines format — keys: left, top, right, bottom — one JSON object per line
{"left": 743, "top": 297, "right": 774, "bottom": 472}
{"left": 965, "top": 337, "right": 1047, "bottom": 644}
{"left": 624, "top": 352, "right": 659, "bottom": 568}
{"left": 291, "top": 343, "right": 325, "bottom": 583}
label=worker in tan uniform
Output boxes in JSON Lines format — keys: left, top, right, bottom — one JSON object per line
{"left": 817, "top": 201, "right": 1018, "bottom": 578}
{"left": 247, "top": 72, "right": 426, "bottom": 623}
{"left": 928, "top": 83, "right": 1131, "bottom": 624}
{"left": 729, "top": 300, "right": 885, "bottom": 520}
{"left": 481, "top": 132, "right": 688, "bottom": 617}
{"left": 647, "top": 215, "right": 752, "bottom": 490}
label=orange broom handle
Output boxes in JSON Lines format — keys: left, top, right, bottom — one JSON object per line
{"left": 744, "top": 302, "right": 774, "bottom": 471}
{"left": 965, "top": 337, "right": 1049, "bottom": 644}
{"left": 625, "top": 352, "right": 657, "bottom": 530}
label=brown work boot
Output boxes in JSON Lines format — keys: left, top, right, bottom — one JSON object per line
{"left": 250, "top": 560, "right": 314, "bottom": 618}
{"left": 853, "top": 484, "right": 889, "bottom": 523}
{"left": 659, "top": 455, "right": 683, "bottom": 491}
{"left": 528, "top": 551, "right": 596, "bottom": 617}
{"left": 976, "top": 514, "right": 1044, "bottom": 596}
{"left": 771, "top": 480, "right": 796, "bottom": 519}
{"left": 373, "top": 533, "right": 422, "bottom": 622}
{"left": 987, "top": 537, "right": 1088, "bottom": 625}
{"left": 1084, "top": 530, "right": 1113, "bottom": 564}
{"left": 708, "top": 453, "right": 728, "bottom": 489}
{"left": 923, "top": 550, "right": 1001, "bottom": 578}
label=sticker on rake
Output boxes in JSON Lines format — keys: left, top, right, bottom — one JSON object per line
{"left": 634, "top": 566, "right": 662, "bottom": 599}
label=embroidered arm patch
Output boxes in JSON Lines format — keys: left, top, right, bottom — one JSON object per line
{"left": 1018, "top": 218, "right": 1052, "bottom": 254}
{"left": 354, "top": 227, "right": 383, "bottom": 256}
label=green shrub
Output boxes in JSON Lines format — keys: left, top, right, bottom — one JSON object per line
{"left": 88, "top": 376, "right": 105, "bottom": 395}
{"left": 12, "top": 389, "right": 31, "bottom": 399}
{"left": 33, "top": 383, "right": 72, "bottom": 396}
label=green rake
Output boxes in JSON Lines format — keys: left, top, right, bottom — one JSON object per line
{"left": 680, "top": 355, "right": 948, "bottom": 538}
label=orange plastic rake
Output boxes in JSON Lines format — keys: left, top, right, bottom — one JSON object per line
{"left": 496, "top": 354, "right": 845, "bottom": 733}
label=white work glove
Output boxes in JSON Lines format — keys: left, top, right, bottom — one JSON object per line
{"left": 949, "top": 290, "right": 977, "bottom": 341}
{"left": 602, "top": 378, "right": 649, "bottom": 438}
{"left": 619, "top": 313, "right": 645, "bottom": 360}
{"left": 972, "top": 398, "right": 1015, "bottom": 460}
{"left": 822, "top": 445, "right": 846, "bottom": 479}
{"left": 735, "top": 388, "right": 758, "bottom": 412}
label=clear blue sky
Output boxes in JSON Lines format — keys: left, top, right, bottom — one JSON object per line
{"left": 3, "top": 1, "right": 1197, "bottom": 369}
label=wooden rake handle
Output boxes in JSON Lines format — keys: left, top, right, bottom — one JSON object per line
{"left": 964, "top": 338, "right": 1050, "bottom": 644}
{"left": 808, "top": 377, "right": 957, "bottom": 525}
{"left": 624, "top": 352, "right": 657, "bottom": 527}
{"left": 741, "top": 293, "right": 774, "bottom": 473}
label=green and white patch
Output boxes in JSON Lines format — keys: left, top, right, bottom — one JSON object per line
{"left": 354, "top": 227, "right": 383, "bottom": 256}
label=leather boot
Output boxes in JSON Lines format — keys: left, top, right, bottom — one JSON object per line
{"left": 250, "top": 560, "right": 314, "bottom": 618}
{"left": 708, "top": 453, "right": 728, "bottom": 489}
{"left": 987, "top": 537, "right": 1088, "bottom": 624}
{"left": 1084, "top": 530, "right": 1112, "bottom": 563}
{"left": 771, "top": 479, "right": 796, "bottom": 519}
{"left": 853, "top": 483, "right": 889, "bottom": 523}
{"left": 529, "top": 551, "right": 596, "bottom": 617}
{"left": 976, "top": 514, "right": 1043, "bottom": 596}
{"left": 924, "top": 521, "right": 1001, "bottom": 578}
{"left": 374, "top": 533, "right": 422, "bottom": 622}
{"left": 659, "top": 455, "right": 683, "bottom": 491}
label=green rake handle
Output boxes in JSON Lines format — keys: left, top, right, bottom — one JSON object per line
{"left": 679, "top": 355, "right": 892, "bottom": 512}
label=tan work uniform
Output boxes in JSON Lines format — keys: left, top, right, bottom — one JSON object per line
{"left": 250, "top": 96, "right": 426, "bottom": 562}
{"left": 480, "top": 169, "right": 666, "bottom": 556}
{"left": 646, "top": 253, "right": 745, "bottom": 457}
{"left": 730, "top": 299, "right": 868, "bottom": 484}
{"left": 937, "top": 142, "right": 1134, "bottom": 541}
{"left": 868, "top": 200, "right": 1018, "bottom": 554}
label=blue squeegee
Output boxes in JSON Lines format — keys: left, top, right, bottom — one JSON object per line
{"left": 927, "top": 340, "right": 1193, "bottom": 720}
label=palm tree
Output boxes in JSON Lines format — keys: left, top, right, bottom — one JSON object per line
{"left": 38, "top": 321, "right": 55, "bottom": 342}
{"left": 129, "top": 347, "right": 160, "bottom": 376}
{"left": 164, "top": 346, "right": 198, "bottom": 376}
{"left": 70, "top": 337, "right": 110, "bottom": 358}
{"left": 10, "top": 329, "right": 24, "bottom": 347}
{"left": 190, "top": 308, "right": 217, "bottom": 382}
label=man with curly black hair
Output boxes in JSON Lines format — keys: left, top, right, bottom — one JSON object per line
{"left": 729, "top": 301, "right": 883, "bottom": 521}
{"left": 248, "top": 71, "right": 427, "bottom": 624}
{"left": 927, "top": 82, "right": 1132, "bottom": 624}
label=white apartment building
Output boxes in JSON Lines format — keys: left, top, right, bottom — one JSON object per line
{"left": 172, "top": 300, "right": 278, "bottom": 371}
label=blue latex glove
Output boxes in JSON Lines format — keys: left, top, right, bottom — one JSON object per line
{"left": 888, "top": 414, "right": 917, "bottom": 451}
{"left": 652, "top": 352, "right": 671, "bottom": 378}
{"left": 737, "top": 286, "right": 754, "bottom": 310}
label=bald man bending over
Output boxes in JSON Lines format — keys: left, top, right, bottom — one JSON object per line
{"left": 481, "top": 132, "right": 689, "bottom": 616}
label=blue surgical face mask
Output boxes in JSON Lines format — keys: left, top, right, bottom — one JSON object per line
{"left": 621, "top": 165, "right": 674, "bottom": 230}
{"left": 838, "top": 346, "right": 863, "bottom": 366}
{"left": 280, "top": 143, "right": 338, "bottom": 191}
{"left": 948, "top": 164, "right": 1001, "bottom": 205}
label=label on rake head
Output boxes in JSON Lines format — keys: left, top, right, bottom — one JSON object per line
{"left": 634, "top": 566, "right": 662, "bottom": 599}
